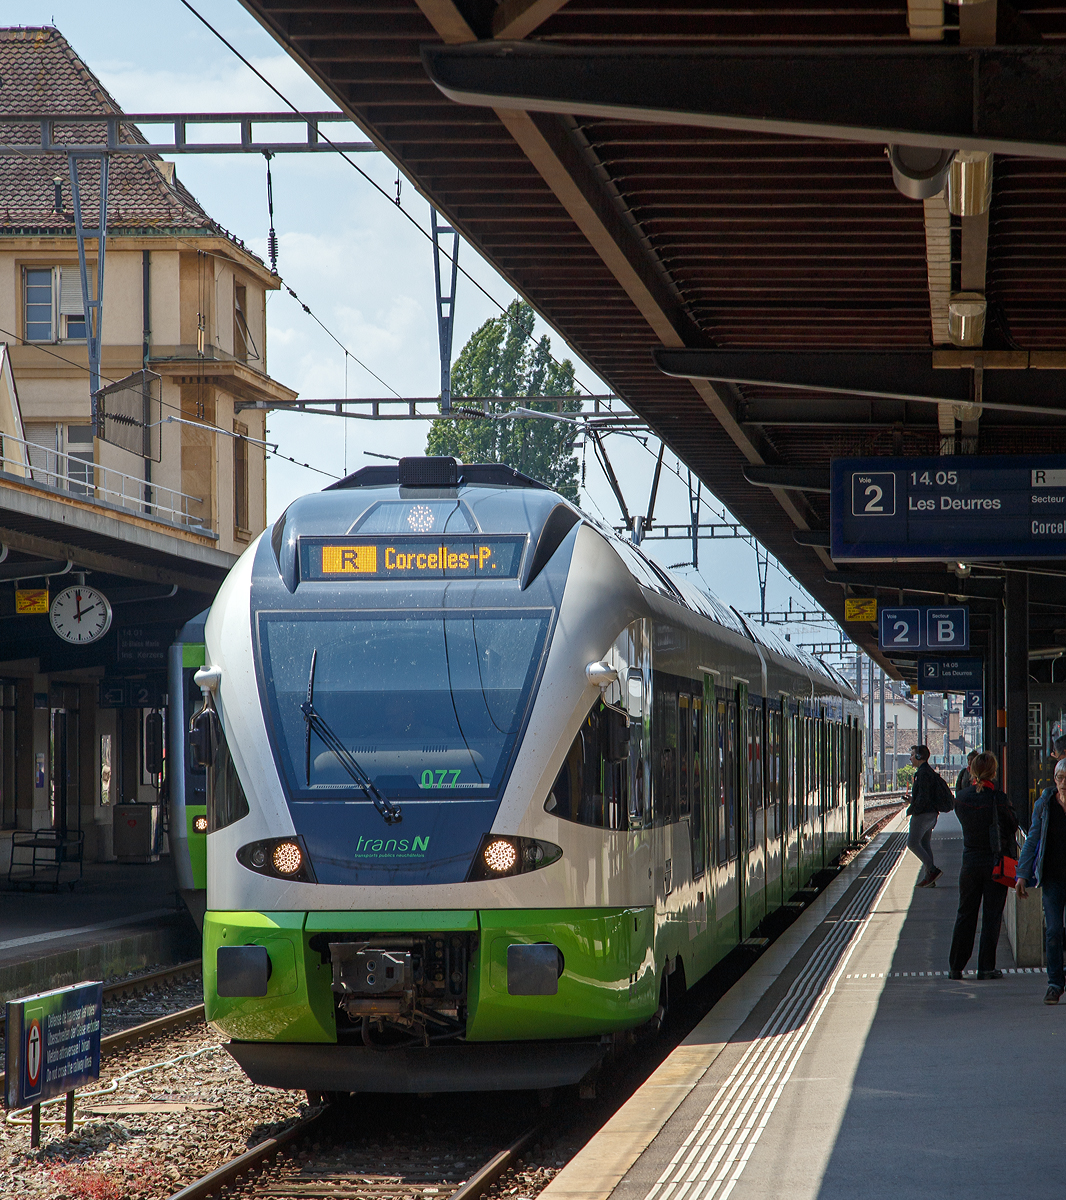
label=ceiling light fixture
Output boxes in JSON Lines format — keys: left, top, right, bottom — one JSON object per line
{"left": 948, "top": 293, "right": 987, "bottom": 347}
{"left": 887, "top": 145, "right": 957, "bottom": 200}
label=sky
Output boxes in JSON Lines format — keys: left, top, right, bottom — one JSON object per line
{"left": 14, "top": 1, "right": 850, "bottom": 659}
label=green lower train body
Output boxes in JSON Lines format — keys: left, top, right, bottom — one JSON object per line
{"left": 204, "top": 823, "right": 852, "bottom": 1048}
{"left": 205, "top": 907, "right": 661, "bottom": 1043}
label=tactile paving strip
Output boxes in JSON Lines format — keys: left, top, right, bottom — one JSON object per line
{"left": 643, "top": 832, "right": 908, "bottom": 1200}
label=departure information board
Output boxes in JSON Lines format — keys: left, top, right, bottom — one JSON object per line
{"left": 831, "top": 454, "right": 1066, "bottom": 561}
{"left": 299, "top": 535, "right": 525, "bottom": 582}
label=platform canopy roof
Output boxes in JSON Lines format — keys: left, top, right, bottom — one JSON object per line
{"left": 239, "top": 0, "right": 1066, "bottom": 677}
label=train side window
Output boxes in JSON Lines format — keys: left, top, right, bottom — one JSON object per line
{"left": 748, "top": 703, "right": 763, "bottom": 851}
{"left": 545, "top": 701, "right": 629, "bottom": 830}
{"left": 690, "top": 696, "right": 706, "bottom": 877}
{"left": 717, "top": 698, "right": 737, "bottom": 861}
{"left": 655, "top": 683, "right": 678, "bottom": 824}
{"left": 679, "top": 694, "right": 692, "bottom": 818}
{"left": 627, "top": 670, "right": 646, "bottom": 826}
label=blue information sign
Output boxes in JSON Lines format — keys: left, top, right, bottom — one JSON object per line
{"left": 4, "top": 981, "right": 102, "bottom": 1110}
{"left": 880, "top": 606, "right": 969, "bottom": 652}
{"left": 964, "top": 690, "right": 984, "bottom": 717}
{"left": 831, "top": 454, "right": 1066, "bottom": 560}
{"left": 918, "top": 658, "right": 983, "bottom": 691}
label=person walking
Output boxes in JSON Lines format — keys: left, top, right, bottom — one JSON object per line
{"left": 907, "top": 745, "right": 943, "bottom": 887}
{"left": 948, "top": 752, "right": 1018, "bottom": 980}
{"left": 1016, "top": 759, "right": 1066, "bottom": 1003}
{"left": 955, "top": 750, "right": 978, "bottom": 796}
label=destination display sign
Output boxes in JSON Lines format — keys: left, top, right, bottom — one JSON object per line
{"left": 918, "top": 657, "right": 983, "bottom": 691}
{"left": 831, "top": 454, "right": 1066, "bottom": 561}
{"left": 299, "top": 536, "right": 525, "bottom": 583}
{"left": 4, "top": 981, "right": 102, "bottom": 1110}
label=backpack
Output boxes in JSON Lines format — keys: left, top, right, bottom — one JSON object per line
{"left": 934, "top": 772, "right": 955, "bottom": 812}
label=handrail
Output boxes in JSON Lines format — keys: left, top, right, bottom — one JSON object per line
{"left": 0, "top": 432, "right": 205, "bottom": 529}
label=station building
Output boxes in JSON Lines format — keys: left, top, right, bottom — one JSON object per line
{"left": 0, "top": 27, "right": 293, "bottom": 875}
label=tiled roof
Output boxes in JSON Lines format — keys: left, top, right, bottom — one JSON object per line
{"left": 0, "top": 26, "right": 249, "bottom": 247}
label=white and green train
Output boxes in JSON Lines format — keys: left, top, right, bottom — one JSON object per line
{"left": 194, "top": 457, "right": 863, "bottom": 1094}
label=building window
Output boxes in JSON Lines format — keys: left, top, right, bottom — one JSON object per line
{"left": 24, "top": 423, "right": 94, "bottom": 495}
{"left": 234, "top": 283, "right": 248, "bottom": 362}
{"left": 233, "top": 421, "right": 249, "bottom": 531}
{"left": 66, "top": 425, "right": 94, "bottom": 497}
{"left": 0, "top": 681, "right": 17, "bottom": 828}
{"left": 23, "top": 267, "right": 88, "bottom": 343}
{"left": 25, "top": 269, "right": 53, "bottom": 342}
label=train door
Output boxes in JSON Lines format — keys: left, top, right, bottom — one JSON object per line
{"left": 783, "top": 705, "right": 799, "bottom": 897}
{"left": 745, "top": 696, "right": 766, "bottom": 933}
{"left": 714, "top": 691, "right": 740, "bottom": 959}
{"left": 764, "top": 703, "right": 783, "bottom": 912}
{"left": 624, "top": 620, "right": 653, "bottom": 909}
{"left": 817, "top": 710, "right": 828, "bottom": 870}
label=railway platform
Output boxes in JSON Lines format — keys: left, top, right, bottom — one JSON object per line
{"left": 0, "top": 859, "right": 199, "bottom": 1002}
{"left": 546, "top": 813, "right": 1050, "bottom": 1200}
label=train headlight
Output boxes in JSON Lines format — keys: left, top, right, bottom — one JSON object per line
{"left": 237, "top": 837, "right": 316, "bottom": 883}
{"left": 484, "top": 839, "right": 518, "bottom": 873}
{"left": 467, "top": 835, "right": 562, "bottom": 882}
{"left": 272, "top": 841, "right": 303, "bottom": 874}
{"left": 192, "top": 815, "right": 208, "bottom": 834}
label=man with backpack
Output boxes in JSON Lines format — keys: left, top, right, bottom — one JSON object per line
{"left": 907, "top": 744, "right": 953, "bottom": 887}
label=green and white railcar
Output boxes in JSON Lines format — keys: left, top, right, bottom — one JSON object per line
{"left": 197, "top": 458, "right": 863, "bottom": 1094}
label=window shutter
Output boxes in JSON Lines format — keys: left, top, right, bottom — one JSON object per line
{"left": 59, "top": 267, "right": 90, "bottom": 316}
{"left": 24, "top": 423, "right": 59, "bottom": 486}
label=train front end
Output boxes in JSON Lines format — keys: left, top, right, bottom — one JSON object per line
{"left": 200, "top": 459, "right": 654, "bottom": 1094}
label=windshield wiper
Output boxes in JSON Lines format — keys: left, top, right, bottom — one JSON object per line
{"left": 301, "top": 649, "right": 402, "bottom": 825}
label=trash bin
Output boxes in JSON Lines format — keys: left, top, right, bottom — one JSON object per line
{"left": 113, "top": 803, "right": 161, "bottom": 863}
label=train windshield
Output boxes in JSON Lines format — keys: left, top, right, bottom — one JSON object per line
{"left": 258, "top": 609, "right": 552, "bottom": 802}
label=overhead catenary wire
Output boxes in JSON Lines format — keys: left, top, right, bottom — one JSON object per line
{"left": 176, "top": 0, "right": 608, "bottom": 403}
{"left": 0, "top": 323, "right": 339, "bottom": 481}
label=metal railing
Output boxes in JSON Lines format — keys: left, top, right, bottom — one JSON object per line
{"left": 1, "top": 433, "right": 206, "bottom": 529}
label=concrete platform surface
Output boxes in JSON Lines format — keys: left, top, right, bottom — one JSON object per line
{"left": 547, "top": 813, "right": 1053, "bottom": 1200}
{"left": 0, "top": 860, "right": 199, "bottom": 1001}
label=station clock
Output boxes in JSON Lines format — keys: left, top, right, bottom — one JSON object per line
{"left": 49, "top": 585, "right": 113, "bottom": 645}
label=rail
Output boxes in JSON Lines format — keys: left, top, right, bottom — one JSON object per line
{"left": 167, "top": 1106, "right": 543, "bottom": 1200}
{"left": 0, "top": 432, "right": 206, "bottom": 529}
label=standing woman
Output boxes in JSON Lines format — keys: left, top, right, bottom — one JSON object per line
{"left": 1016, "top": 760, "right": 1066, "bottom": 1003}
{"left": 948, "top": 752, "right": 1019, "bottom": 980}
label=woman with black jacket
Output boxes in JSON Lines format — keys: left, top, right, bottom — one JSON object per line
{"left": 948, "top": 751, "right": 1019, "bottom": 980}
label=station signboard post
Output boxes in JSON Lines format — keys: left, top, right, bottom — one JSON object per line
{"left": 4, "top": 981, "right": 102, "bottom": 1147}
{"left": 964, "top": 690, "right": 984, "bottom": 717}
{"left": 831, "top": 454, "right": 1066, "bottom": 561}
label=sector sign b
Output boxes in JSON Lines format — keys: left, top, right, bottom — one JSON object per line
{"left": 879, "top": 606, "right": 969, "bottom": 652}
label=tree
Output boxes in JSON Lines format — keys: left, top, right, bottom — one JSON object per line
{"left": 426, "top": 300, "right": 582, "bottom": 501}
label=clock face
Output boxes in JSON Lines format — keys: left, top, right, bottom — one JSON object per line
{"left": 49, "top": 586, "right": 113, "bottom": 645}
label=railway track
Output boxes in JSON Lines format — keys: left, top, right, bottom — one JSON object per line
{"left": 169, "top": 1113, "right": 545, "bottom": 1200}
{"left": 0, "top": 957, "right": 202, "bottom": 1040}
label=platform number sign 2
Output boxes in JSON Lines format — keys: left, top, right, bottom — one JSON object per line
{"left": 880, "top": 607, "right": 921, "bottom": 649}
{"left": 851, "top": 472, "right": 896, "bottom": 518}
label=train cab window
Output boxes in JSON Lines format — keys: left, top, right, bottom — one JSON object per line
{"left": 717, "top": 698, "right": 737, "bottom": 861}
{"left": 545, "top": 700, "right": 629, "bottom": 830}
{"left": 349, "top": 499, "right": 475, "bottom": 534}
{"left": 207, "top": 710, "right": 250, "bottom": 832}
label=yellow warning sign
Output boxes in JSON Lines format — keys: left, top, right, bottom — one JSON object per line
{"left": 15, "top": 588, "right": 49, "bottom": 615}
{"left": 844, "top": 598, "right": 877, "bottom": 622}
